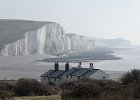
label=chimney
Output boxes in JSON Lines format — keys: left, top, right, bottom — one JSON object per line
{"left": 54, "top": 62, "right": 59, "bottom": 71}
{"left": 77, "top": 62, "right": 82, "bottom": 69}
{"left": 65, "top": 62, "right": 69, "bottom": 71}
{"left": 89, "top": 63, "right": 94, "bottom": 70}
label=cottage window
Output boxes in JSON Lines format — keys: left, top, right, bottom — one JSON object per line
{"left": 48, "top": 77, "right": 50, "bottom": 81}
{"left": 78, "top": 76, "right": 80, "bottom": 79}
{"left": 43, "top": 77, "right": 45, "bottom": 80}
{"left": 66, "top": 75, "right": 68, "bottom": 78}
{"left": 103, "top": 76, "right": 106, "bottom": 79}
{"left": 71, "top": 76, "right": 72, "bottom": 78}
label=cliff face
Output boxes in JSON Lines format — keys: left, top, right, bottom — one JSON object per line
{"left": 0, "top": 20, "right": 95, "bottom": 56}
{"left": 66, "top": 33, "right": 94, "bottom": 51}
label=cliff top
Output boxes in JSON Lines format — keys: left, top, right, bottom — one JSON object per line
{"left": 0, "top": 19, "right": 55, "bottom": 46}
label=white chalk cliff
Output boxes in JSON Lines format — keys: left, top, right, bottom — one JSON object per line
{"left": 0, "top": 20, "right": 95, "bottom": 56}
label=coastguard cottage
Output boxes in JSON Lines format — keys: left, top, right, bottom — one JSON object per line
{"left": 41, "top": 62, "right": 109, "bottom": 86}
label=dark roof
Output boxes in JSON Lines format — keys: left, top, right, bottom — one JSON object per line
{"left": 64, "top": 67, "right": 100, "bottom": 77}
{"left": 63, "top": 67, "right": 78, "bottom": 75}
{"left": 71, "top": 68, "right": 89, "bottom": 76}
{"left": 41, "top": 70, "right": 54, "bottom": 77}
{"left": 41, "top": 70, "right": 65, "bottom": 78}
{"left": 41, "top": 67, "right": 100, "bottom": 78}
{"left": 49, "top": 70, "right": 65, "bottom": 78}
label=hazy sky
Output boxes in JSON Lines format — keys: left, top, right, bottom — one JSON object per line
{"left": 0, "top": 0, "right": 140, "bottom": 45}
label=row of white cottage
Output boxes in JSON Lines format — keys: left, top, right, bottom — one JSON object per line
{"left": 41, "top": 62, "right": 109, "bottom": 86}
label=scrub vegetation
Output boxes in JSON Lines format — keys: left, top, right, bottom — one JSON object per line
{"left": 60, "top": 69, "right": 140, "bottom": 100}
{"left": 0, "top": 69, "right": 140, "bottom": 100}
{"left": 0, "top": 78, "right": 60, "bottom": 100}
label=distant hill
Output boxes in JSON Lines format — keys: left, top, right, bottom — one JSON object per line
{"left": 94, "top": 38, "right": 131, "bottom": 47}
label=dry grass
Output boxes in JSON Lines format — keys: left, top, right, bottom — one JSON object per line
{"left": 14, "top": 95, "right": 61, "bottom": 100}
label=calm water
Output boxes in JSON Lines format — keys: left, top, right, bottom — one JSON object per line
{"left": 95, "top": 47, "right": 140, "bottom": 71}
{"left": 0, "top": 47, "right": 140, "bottom": 80}
{"left": 42, "top": 47, "right": 140, "bottom": 71}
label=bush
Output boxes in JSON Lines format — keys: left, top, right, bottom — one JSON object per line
{"left": 45, "top": 86, "right": 60, "bottom": 95}
{"left": 14, "top": 78, "right": 60, "bottom": 96}
{"left": 0, "top": 82, "right": 15, "bottom": 92}
{"left": 60, "top": 78, "right": 140, "bottom": 100}
{"left": 132, "top": 84, "right": 140, "bottom": 99}
{"left": 0, "top": 91, "right": 14, "bottom": 100}
{"left": 15, "top": 78, "right": 48, "bottom": 96}
{"left": 120, "top": 69, "right": 140, "bottom": 85}
{"left": 60, "top": 78, "right": 119, "bottom": 100}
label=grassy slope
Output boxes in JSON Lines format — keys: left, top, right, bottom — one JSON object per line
{"left": 14, "top": 95, "right": 61, "bottom": 100}
{"left": 0, "top": 19, "right": 54, "bottom": 46}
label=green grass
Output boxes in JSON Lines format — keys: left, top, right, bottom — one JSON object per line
{"left": 14, "top": 95, "right": 61, "bottom": 100}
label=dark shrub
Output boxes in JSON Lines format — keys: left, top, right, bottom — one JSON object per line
{"left": 60, "top": 78, "right": 140, "bottom": 100}
{"left": 132, "top": 84, "right": 140, "bottom": 99}
{"left": 0, "top": 91, "right": 14, "bottom": 100}
{"left": 120, "top": 69, "right": 140, "bottom": 85}
{"left": 15, "top": 78, "right": 60, "bottom": 96}
{"left": 0, "top": 82, "right": 14, "bottom": 92}
{"left": 45, "top": 86, "right": 61, "bottom": 95}
{"left": 15, "top": 78, "right": 47, "bottom": 96}
{"left": 60, "top": 78, "right": 119, "bottom": 100}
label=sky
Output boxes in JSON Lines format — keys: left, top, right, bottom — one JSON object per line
{"left": 0, "top": 0, "right": 140, "bottom": 45}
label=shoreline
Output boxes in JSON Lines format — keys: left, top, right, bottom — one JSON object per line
{"left": 41, "top": 47, "right": 121, "bottom": 63}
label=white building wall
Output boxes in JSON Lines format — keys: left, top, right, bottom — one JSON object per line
{"left": 41, "top": 76, "right": 63, "bottom": 86}
{"left": 62, "top": 75, "right": 78, "bottom": 83}
{"left": 41, "top": 77, "right": 48, "bottom": 85}
{"left": 41, "top": 70, "right": 109, "bottom": 86}
{"left": 41, "top": 77, "right": 54, "bottom": 85}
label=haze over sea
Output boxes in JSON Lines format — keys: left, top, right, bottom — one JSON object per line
{"left": 0, "top": 47, "right": 140, "bottom": 81}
